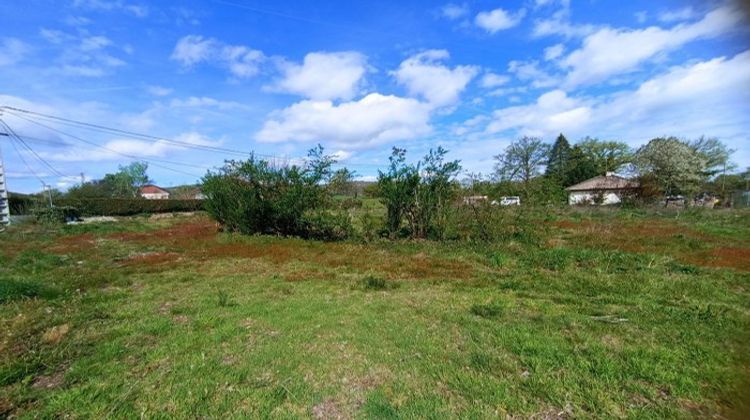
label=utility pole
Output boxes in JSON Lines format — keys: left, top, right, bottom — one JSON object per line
{"left": 0, "top": 132, "right": 10, "bottom": 226}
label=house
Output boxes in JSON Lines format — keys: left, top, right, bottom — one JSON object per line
{"left": 566, "top": 172, "right": 638, "bottom": 205}
{"left": 139, "top": 184, "right": 170, "bottom": 200}
{"left": 462, "top": 195, "right": 488, "bottom": 205}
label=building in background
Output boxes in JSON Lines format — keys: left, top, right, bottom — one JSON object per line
{"left": 566, "top": 173, "right": 639, "bottom": 205}
{"left": 139, "top": 185, "right": 170, "bottom": 200}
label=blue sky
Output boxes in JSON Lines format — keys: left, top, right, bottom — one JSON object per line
{"left": 0, "top": 0, "right": 748, "bottom": 193}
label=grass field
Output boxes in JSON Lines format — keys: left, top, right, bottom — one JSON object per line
{"left": 1, "top": 208, "right": 749, "bottom": 418}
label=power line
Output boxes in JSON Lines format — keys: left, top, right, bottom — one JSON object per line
{"left": 1, "top": 106, "right": 270, "bottom": 158}
{"left": 0, "top": 119, "right": 73, "bottom": 179}
{"left": 4, "top": 114, "right": 205, "bottom": 178}
{"left": 0, "top": 106, "right": 387, "bottom": 169}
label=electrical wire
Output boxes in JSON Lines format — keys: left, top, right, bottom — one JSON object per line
{"left": 0, "top": 119, "right": 73, "bottom": 179}
{"left": 4, "top": 115, "right": 205, "bottom": 178}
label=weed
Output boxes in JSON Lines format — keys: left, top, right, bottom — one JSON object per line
{"left": 470, "top": 302, "right": 504, "bottom": 318}
{"left": 0, "top": 278, "right": 60, "bottom": 303}
{"left": 360, "top": 275, "right": 398, "bottom": 291}
{"left": 217, "top": 289, "right": 232, "bottom": 307}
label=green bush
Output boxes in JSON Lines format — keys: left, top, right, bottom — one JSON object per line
{"left": 202, "top": 147, "right": 340, "bottom": 238}
{"left": 300, "top": 210, "right": 353, "bottom": 241}
{"left": 31, "top": 206, "right": 81, "bottom": 224}
{"left": 8, "top": 194, "right": 37, "bottom": 215}
{"left": 59, "top": 198, "right": 204, "bottom": 216}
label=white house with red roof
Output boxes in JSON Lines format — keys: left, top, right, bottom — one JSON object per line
{"left": 139, "top": 184, "right": 170, "bottom": 200}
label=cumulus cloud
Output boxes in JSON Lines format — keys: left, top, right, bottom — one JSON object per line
{"left": 508, "top": 60, "right": 558, "bottom": 88}
{"left": 479, "top": 72, "right": 510, "bottom": 88}
{"left": 255, "top": 93, "right": 432, "bottom": 149}
{"left": 0, "top": 37, "right": 29, "bottom": 66}
{"left": 484, "top": 50, "right": 750, "bottom": 162}
{"left": 560, "top": 4, "right": 742, "bottom": 87}
{"left": 392, "top": 50, "right": 478, "bottom": 107}
{"left": 271, "top": 52, "right": 367, "bottom": 100}
{"left": 658, "top": 6, "right": 698, "bottom": 23}
{"left": 543, "top": 43, "right": 565, "bottom": 61}
{"left": 475, "top": 8, "right": 526, "bottom": 33}
{"left": 440, "top": 3, "right": 469, "bottom": 20}
{"left": 171, "top": 35, "right": 265, "bottom": 78}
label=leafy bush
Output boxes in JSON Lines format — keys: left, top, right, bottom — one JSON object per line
{"left": 299, "top": 210, "right": 352, "bottom": 241}
{"left": 32, "top": 206, "right": 81, "bottom": 224}
{"left": 56, "top": 198, "right": 204, "bottom": 216}
{"left": 444, "top": 204, "right": 545, "bottom": 244}
{"left": 202, "top": 146, "right": 340, "bottom": 238}
{"left": 8, "top": 194, "right": 37, "bottom": 215}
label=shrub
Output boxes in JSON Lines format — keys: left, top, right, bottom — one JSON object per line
{"left": 32, "top": 206, "right": 81, "bottom": 224}
{"left": 299, "top": 210, "right": 353, "bottom": 241}
{"left": 202, "top": 146, "right": 337, "bottom": 238}
{"left": 55, "top": 198, "right": 204, "bottom": 216}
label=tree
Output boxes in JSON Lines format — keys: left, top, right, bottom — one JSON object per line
{"left": 409, "top": 147, "right": 461, "bottom": 239}
{"left": 66, "top": 161, "right": 152, "bottom": 199}
{"left": 565, "top": 145, "right": 599, "bottom": 186}
{"left": 689, "top": 136, "right": 735, "bottom": 177}
{"left": 545, "top": 133, "right": 571, "bottom": 181}
{"left": 576, "top": 137, "right": 633, "bottom": 175}
{"left": 328, "top": 168, "right": 357, "bottom": 196}
{"left": 635, "top": 137, "right": 706, "bottom": 198}
{"left": 377, "top": 148, "right": 420, "bottom": 238}
{"left": 494, "top": 136, "right": 550, "bottom": 184}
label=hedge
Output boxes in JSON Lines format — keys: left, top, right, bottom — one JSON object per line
{"left": 8, "top": 195, "right": 38, "bottom": 215}
{"left": 54, "top": 199, "right": 205, "bottom": 216}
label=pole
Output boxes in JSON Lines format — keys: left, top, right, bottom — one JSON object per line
{"left": 0, "top": 136, "right": 10, "bottom": 226}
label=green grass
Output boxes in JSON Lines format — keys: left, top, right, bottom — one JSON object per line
{"left": 1, "top": 210, "right": 749, "bottom": 418}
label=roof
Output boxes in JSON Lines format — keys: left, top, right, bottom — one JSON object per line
{"left": 140, "top": 185, "right": 170, "bottom": 195}
{"left": 566, "top": 175, "right": 638, "bottom": 192}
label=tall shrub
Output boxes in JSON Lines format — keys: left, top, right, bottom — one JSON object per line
{"left": 201, "top": 145, "right": 343, "bottom": 237}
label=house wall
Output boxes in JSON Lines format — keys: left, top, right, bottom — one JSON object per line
{"left": 141, "top": 192, "right": 170, "bottom": 200}
{"left": 568, "top": 191, "right": 623, "bottom": 206}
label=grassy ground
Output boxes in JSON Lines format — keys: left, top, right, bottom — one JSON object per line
{"left": 1, "top": 209, "right": 749, "bottom": 418}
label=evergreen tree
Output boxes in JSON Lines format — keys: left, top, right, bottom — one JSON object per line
{"left": 545, "top": 133, "right": 571, "bottom": 182}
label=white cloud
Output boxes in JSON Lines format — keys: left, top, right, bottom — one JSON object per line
{"left": 543, "top": 43, "right": 565, "bottom": 61}
{"left": 147, "top": 85, "right": 173, "bottom": 96}
{"left": 42, "top": 131, "right": 218, "bottom": 162}
{"left": 508, "top": 60, "right": 558, "bottom": 88}
{"left": 0, "top": 37, "right": 29, "bottom": 66}
{"left": 440, "top": 3, "right": 469, "bottom": 20}
{"left": 475, "top": 8, "right": 526, "bottom": 33}
{"left": 392, "top": 50, "right": 478, "bottom": 107}
{"left": 168, "top": 96, "right": 247, "bottom": 110}
{"left": 72, "top": 0, "right": 149, "bottom": 18}
{"left": 255, "top": 93, "right": 432, "bottom": 149}
{"left": 171, "top": 35, "right": 265, "bottom": 78}
{"left": 658, "top": 6, "right": 697, "bottom": 23}
{"left": 272, "top": 52, "right": 367, "bottom": 100}
{"left": 487, "top": 89, "right": 591, "bottom": 136}
{"left": 532, "top": 5, "right": 596, "bottom": 39}
{"left": 479, "top": 72, "right": 510, "bottom": 88}
{"left": 36, "top": 29, "right": 126, "bottom": 77}
{"left": 483, "top": 50, "right": 750, "bottom": 164}
{"left": 561, "top": 4, "right": 742, "bottom": 87}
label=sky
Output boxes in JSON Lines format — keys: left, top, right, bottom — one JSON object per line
{"left": 0, "top": 0, "right": 748, "bottom": 193}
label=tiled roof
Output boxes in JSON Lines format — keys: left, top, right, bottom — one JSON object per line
{"left": 566, "top": 175, "right": 638, "bottom": 192}
{"left": 140, "top": 185, "right": 170, "bottom": 194}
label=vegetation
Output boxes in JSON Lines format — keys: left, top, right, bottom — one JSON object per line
{"left": 1, "top": 207, "right": 748, "bottom": 417}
